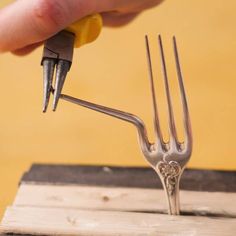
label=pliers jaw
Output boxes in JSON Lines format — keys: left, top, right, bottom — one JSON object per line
{"left": 41, "top": 31, "right": 75, "bottom": 112}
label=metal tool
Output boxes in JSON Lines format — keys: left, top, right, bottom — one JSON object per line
{"left": 41, "top": 14, "right": 102, "bottom": 112}
{"left": 60, "top": 35, "right": 192, "bottom": 215}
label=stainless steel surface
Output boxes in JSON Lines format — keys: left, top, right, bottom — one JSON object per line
{"left": 61, "top": 35, "right": 192, "bottom": 215}
{"left": 42, "top": 59, "right": 56, "bottom": 113}
{"left": 41, "top": 31, "right": 75, "bottom": 63}
{"left": 53, "top": 60, "right": 70, "bottom": 111}
{"left": 41, "top": 30, "right": 75, "bottom": 112}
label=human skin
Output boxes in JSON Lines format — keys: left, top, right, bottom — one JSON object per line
{"left": 0, "top": 0, "right": 163, "bottom": 55}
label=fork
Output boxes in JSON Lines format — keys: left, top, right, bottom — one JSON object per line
{"left": 60, "top": 35, "right": 193, "bottom": 215}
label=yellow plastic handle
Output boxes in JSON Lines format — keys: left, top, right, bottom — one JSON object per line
{"left": 66, "top": 14, "right": 103, "bottom": 48}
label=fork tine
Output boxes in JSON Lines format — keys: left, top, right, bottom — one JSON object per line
{"left": 173, "top": 36, "right": 192, "bottom": 152}
{"left": 145, "top": 35, "right": 163, "bottom": 146}
{"left": 158, "top": 35, "right": 178, "bottom": 147}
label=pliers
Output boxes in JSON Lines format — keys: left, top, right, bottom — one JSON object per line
{"left": 41, "top": 14, "right": 102, "bottom": 112}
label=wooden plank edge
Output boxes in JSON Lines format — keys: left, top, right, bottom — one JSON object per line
{"left": 21, "top": 164, "right": 236, "bottom": 192}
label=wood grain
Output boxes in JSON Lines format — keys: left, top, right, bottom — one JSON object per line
{"left": 1, "top": 206, "right": 235, "bottom": 236}
{"left": 13, "top": 184, "right": 236, "bottom": 217}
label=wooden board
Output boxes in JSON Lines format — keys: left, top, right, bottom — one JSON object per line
{"left": 1, "top": 164, "right": 236, "bottom": 235}
{"left": 1, "top": 207, "right": 236, "bottom": 236}
{"left": 21, "top": 164, "right": 236, "bottom": 192}
{"left": 13, "top": 184, "right": 236, "bottom": 217}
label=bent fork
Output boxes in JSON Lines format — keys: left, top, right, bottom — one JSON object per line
{"left": 61, "top": 35, "right": 192, "bottom": 215}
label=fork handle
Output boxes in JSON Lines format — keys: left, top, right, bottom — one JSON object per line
{"left": 163, "top": 176, "right": 181, "bottom": 215}
{"left": 156, "top": 161, "right": 182, "bottom": 215}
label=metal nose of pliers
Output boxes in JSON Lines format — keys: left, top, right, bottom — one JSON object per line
{"left": 41, "top": 30, "right": 75, "bottom": 112}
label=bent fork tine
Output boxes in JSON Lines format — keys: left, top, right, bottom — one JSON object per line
{"left": 60, "top": 94, "right": 152, "bottom": 156}
{"left": 173, "top": 37, "right": 192, "bottom": 153}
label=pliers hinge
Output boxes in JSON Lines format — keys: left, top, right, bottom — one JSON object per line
{"left": 41, "top": 30, "right": 75, "bottom": 68}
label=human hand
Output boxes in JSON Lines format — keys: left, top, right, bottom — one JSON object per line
{"left": 0, "top": 0, "right": 163, "bottom": 55}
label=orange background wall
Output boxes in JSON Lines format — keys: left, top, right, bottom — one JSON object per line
{"left": 1, "top": 0, "right": 236, "bottom": 218}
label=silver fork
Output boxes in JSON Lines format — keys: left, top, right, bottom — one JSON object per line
{"left": 60, "top": 35, "right": 192, "bottom": 215}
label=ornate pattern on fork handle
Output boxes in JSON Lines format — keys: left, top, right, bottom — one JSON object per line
{"left": 156, "top": 160, "right": 182, "bottom": 215}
